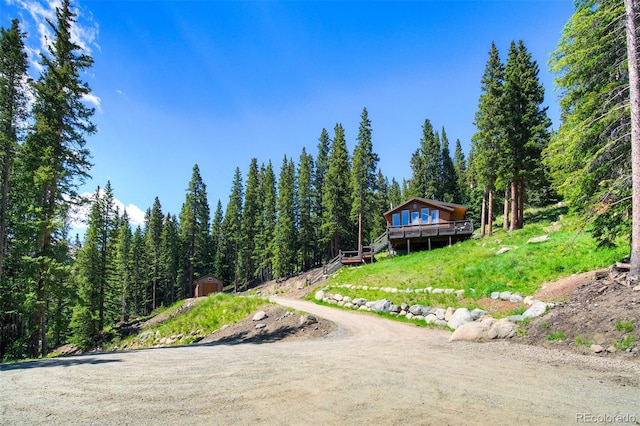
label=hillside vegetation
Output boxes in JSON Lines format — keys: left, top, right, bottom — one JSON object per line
{"left": 100, "top": 294, "right": 269, "bottom": 352}
{"left": 317, "top": 205, "right": 628, "bottom": 310}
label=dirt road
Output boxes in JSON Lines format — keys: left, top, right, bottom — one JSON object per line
{"left": 1, "top": 297, "right": 638, "bottom": 425}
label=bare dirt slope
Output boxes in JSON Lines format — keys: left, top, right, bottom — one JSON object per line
{"left": 1, "top": 294, "right": 638, "bottom": 425}
{"left": 517, "top": 265, "right": 640, "bottom": 358}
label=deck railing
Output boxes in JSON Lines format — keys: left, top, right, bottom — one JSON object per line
{"left": 387, "top": 220, "right": 474, "bottom": 239}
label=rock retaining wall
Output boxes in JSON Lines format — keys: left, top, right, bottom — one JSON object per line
{"left": 315, "top": 286, "right": 555, "bottom": 342}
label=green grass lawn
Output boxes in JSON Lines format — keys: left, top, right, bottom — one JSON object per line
{"left": 317, "top": 205, "right": 627, "bottom": 309}
{"left": 107, "top": 293, "right": 269, "bottom": 349}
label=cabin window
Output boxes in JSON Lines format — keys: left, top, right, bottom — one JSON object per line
{"left": 431, "top": 209, "right": 440, "bottom": 223}
{"left": 421, "top": 208, "right": 430, "bottom": 224}
{"left": 411, "top": 211, "right": 419, "bottom": 225}
{"left": 392, "top": 213, "right": 400, "bottom": 227}
{"left": 402, "top": 210, "right": 410, "bottom": 226}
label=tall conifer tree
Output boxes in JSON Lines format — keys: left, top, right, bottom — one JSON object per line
{"left": 179, "top": 164, "right": 211, "bottom": 297}
{"left": 322, "top": 124, "right": 351, "bottom": 258}
{"left": 472, "top": 42, "right": 504, "bottom": 237}
{"left": 297, "top": 148, "right": 315, "bottom": 271}
{"left": 17, "top": 0, "right": 96, "bottom": 357}
{"left": 350, "top": 107, "right": 379, "bottom": 253}
{"left": 314, "top": 128, "right": 331, "bottom": 263}
{"left": 274, "top": 156, "right": 298, "bottom": 278}
{"left": 221, "top": 168, "right": 243, "bottom": 291}
{"left": 241, "top": 158, "right": 261, "bottom": 284}
{"left": 256, "top": 162, "right": 276, "bottom": 282}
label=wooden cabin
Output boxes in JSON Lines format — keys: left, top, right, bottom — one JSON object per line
{"left": 383, "top": 197, "right": 473, "bottom": 254}
{"left": 193, "top": 274, "right": 225, "bottom": 297}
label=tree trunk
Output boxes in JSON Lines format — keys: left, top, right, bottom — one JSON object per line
{"left": 518, "top": 177, "right": 525, "bottom": 228}
{"left": 480, "top": 190, "right": 487, "bottom": 237}
{"left": 488, "top": 187, "right": 494, "bottom": 236}
{"left": 626, "top": 0, "right": 640, "bottom": 278}
{"left": 503, "top": 185, "right": 510, "bottom": 231}
{"left": 358, "top": 210, "right": 363, "bottom": 258}
{"left": 510, "top": 180, "right": 518, "bottom": 231}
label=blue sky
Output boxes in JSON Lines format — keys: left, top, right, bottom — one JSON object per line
{"left": 1, "top": 0, "right": 574, "bottom": 230}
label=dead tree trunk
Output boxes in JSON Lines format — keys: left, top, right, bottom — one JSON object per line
{"left": 625, "top": 0, "right": 640, "bottom": 278}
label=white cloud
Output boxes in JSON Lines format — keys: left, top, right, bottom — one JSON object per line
{"left": 115, "top": 200, "right": 146, "bottom": 228}
{"left": 82, "top": 92, "right": 102, "bottom": 113}
{"left": 68, "top": 191, "right": 146, "bottom": 231}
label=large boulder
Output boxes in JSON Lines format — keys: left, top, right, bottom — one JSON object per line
{"left": 470, "top": 308, "right": 488, "bottom": 320}
{"left": 488, "top": 319, "right": 517, "bottom": 339}
{"left": 371, "top": 299, "right": 392, "bottom": 313}
{"left": 409, "top": 305, "right": 423, "bottom": 315}
{"left": 252, "top": 310, "right": 268, "bottom": 321}
{"left": 522, "top": 301, "right": 548, "bottom": 318}
{"left": 447, "top": 308, "right": 473, "bottom": 330}
{"left": 449, "top": 319, "right": 493, "bottom": 342}
{"left": 314, "top": 290, "right": 325, "bottom": 301}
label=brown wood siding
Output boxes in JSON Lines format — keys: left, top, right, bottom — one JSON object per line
{"left": 194, "top": 275, "right": 225, "bottom": 297}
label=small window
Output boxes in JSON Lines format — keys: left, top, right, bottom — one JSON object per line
{"left": 431, "top": 209, "right": 440, "bottom": 223}
{"left": 411, "top": 211, "right": 419, "bottom": 225}
{"left": 402, "top": 210, "right": 410, "bottom": 226}
{"left": 392, "top": 213, "right": 400, "bottom": 227}
{"left": 421, "top": 208, "right": 430, "bottom": 224}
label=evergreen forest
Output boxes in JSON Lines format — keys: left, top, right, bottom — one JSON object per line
{"left": 1, "top": 0, "right": 639, "bottom": 360}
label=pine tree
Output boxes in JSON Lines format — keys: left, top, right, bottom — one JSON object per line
{"left": 221, "top": 167, "right": 243, "bottom": 291}
{"left": 161, "top": 214, "right": 181, "bottom": 303}
{"left": 256, "top": 162, "right": 276, "bottom": 282}
{"left": 350, "top": 107, "right": 379, "bottom": 253}
{"left": 146, "top": 197, "right": 163, "bottom": 310}
{"left": 545, "top": 0, "right": 630, "bottom": 248}
{"left": 17, "top": 0, "right": 96, "bottom": 357}
{"left": 211, "top": 199, "right": 224, "bottom": 280}
{"left": 440, "top": 127, "right": 458, "bottom": 203}
{"left": 313, "top": 128, "right": 331, "bottom": 264}
{"left": 179, "top": 164, "right": 211, "bottom": 297}
{"left": 274, "top": 156, "right": 298, "bottom": 278}
{"left": 372, "top": 169, "right": 389, "bottom": 240}
{"left": 0, "top": 19, "right": 29, "bottom": 280}
{"left": 453, "top": 139, "right": 468, "bottom": 204}
{"left": 502, "top": 40, "right": 551, "bottom": 230}
{"left": 0, "top": 18, "right": 30, "bottom": 360}
{"left": 409, "top": 119, "right": 441, "bottom": 199}
{"left": 114, "top": 210, "right": 132, "bottom": 322}
{"left": 297, "top": 148, "right": 315, "bottom": 271}
{"left": 241, "top": 158, "right": 261, "bottom": 284}
{"left": 472, "top": 42, "right": 505, "bottom": 237}
{"left": 129, "top": 226, "right": 148, "bottom": 315}
{"left": 322, "top": 123, "right": 352, "bottom": 258}
{"left": 71, "top": 183, "right": 117, "bottom": 349}
{"left": 388, "top": 178, "right": 402, "bottom": 208}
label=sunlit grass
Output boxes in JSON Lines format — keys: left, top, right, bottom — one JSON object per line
{"left": 321, "top": 205, "right": 627, "bottom": 304}
{"left": 108, "top": 293, "right": 269, "bottom": 349}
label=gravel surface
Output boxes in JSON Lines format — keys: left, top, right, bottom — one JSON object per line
{"left": 1, "top": 296, "right": 638, "bottom": 425}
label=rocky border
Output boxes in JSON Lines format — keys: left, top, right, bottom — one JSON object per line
{"left": 314, "top": 287, "right": 553, "bottom": 342}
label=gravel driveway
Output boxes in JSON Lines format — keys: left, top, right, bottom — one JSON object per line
{"left": 1, "top": 297, "right": 638, "bottom": 425}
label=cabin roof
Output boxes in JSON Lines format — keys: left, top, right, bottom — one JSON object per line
{"left": 383, "top": 197, "right": 468, "bottom": 217}
{"left": 194, "top": 274, "right": 224, "bottom": 285}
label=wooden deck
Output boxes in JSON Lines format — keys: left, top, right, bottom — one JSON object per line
{"left": 388, "top": 220, "right": 474, "bottom": 253}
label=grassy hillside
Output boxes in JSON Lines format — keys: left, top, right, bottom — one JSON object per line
{"left": 317, "top": 204, "right": 627, "bottom": 309}
{"left": 104, "top": 293, "right": 269, "bottom": 351}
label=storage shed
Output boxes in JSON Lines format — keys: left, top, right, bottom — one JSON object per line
{"left": 193, "top": 274, "right": 225, "bottom": 297}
